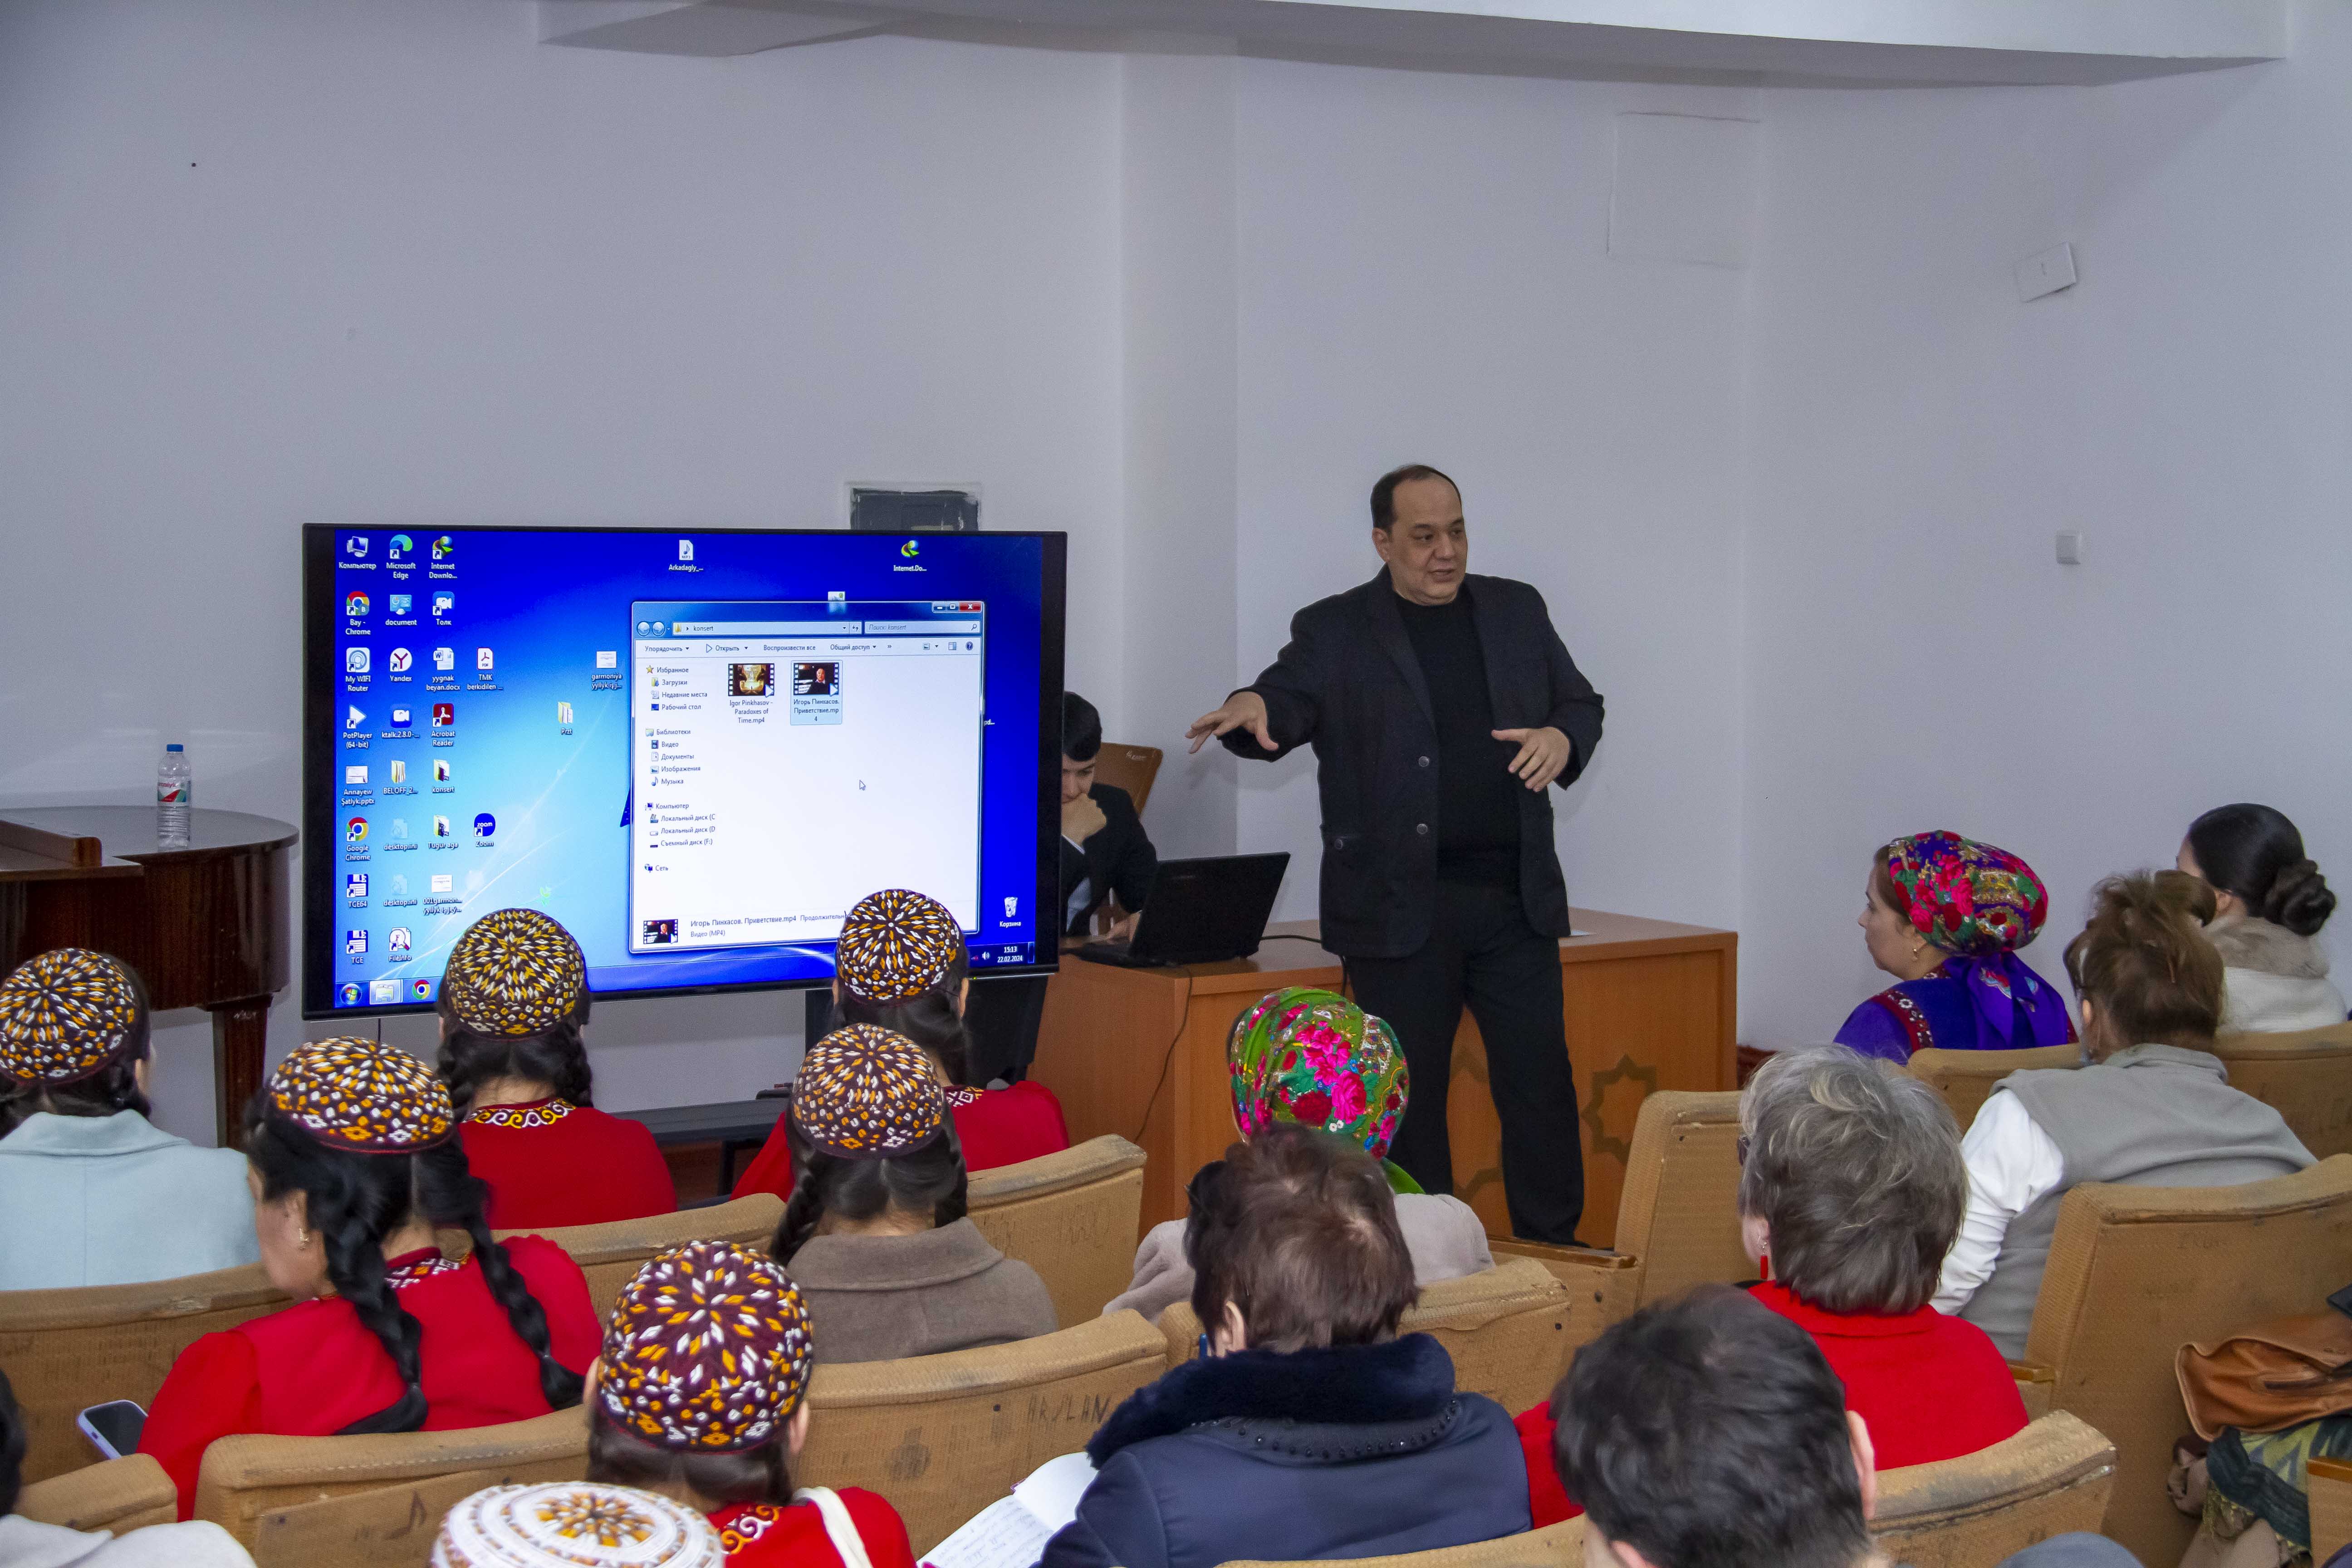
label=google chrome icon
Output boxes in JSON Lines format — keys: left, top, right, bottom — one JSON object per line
{"left": 345, "top": 817, "right": 368, "bottom": 843}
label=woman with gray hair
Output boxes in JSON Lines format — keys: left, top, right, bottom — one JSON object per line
{"left": 1515, "top": 1043, "right": 2028, "bottom": 1527}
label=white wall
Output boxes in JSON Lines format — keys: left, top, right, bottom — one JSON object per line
{"left": 1738, "top": 2, "right": 2352, "bottom": 1043}
{"left": 1226, "top": 60, "right": 1758, "bottom": 931}
{"left": 0, "top": 0, "right": 1123, "bottom": 1137}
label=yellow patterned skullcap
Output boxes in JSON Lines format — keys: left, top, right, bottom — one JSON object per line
{"left": 443, "top": 909, "right": 588, "bottom": 1036}
{"left": 834, "top": 889, "right": 964, "bottom": 1003}
{"left": 268, "top": 1037, "right": 456, "bottom": 1153}
{"left": 0, "top": 949, "right": 145, "bottom": 1086}
{"left": 431, "top": 1481, "right": 720, "bottom": 1568}
{"left": 790, "top": 1024, "right": 946, "bottom": 1159}
{"left": 598, "top": 1241, "right": 814, "bottom": 1452}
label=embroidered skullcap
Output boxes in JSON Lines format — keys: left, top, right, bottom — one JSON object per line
{"left": 1227, "top": 988, "right": 1410, "bottom": 1161}
{"left": 443, "top": 908, "right": 588, "bottom": 1036}
{"left": 1882, "top": 831, "right": 2050, "bottom": 959}
{"left": 0, "top": 949, "right": 145, "bottom": 1087}
{"left": 834, "top": 889, "right": 964, "bottom": 1004}
{"left": 430, "top": 1481, "right": 720, "bottom": 1568}
{"left": 790, "top": 1023, "right": 946, "bottom": 1159}
{"left": 266, "top": 1036, "right": 456, "bottom": 1153}
{"left": 598, "top": 1241, "right": 814, "bottom": 1453}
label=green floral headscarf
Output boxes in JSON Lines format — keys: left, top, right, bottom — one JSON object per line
{"left": 1226, "top": 988, "right": 1411, "bottom": 1175}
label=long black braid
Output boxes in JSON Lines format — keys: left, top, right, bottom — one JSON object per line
{"left": 435, "top": 991, "right": 595, "bottom": 1116}
{"left": 417, "top": 1141, "right": 584, "bottom": 1411}
{"left": 769, "top": 1116, "right": 970, "bottom": 1264}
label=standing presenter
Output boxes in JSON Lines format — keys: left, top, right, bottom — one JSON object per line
{"left": 1186, "top": 465, "right": 1603, "bottom": 1243}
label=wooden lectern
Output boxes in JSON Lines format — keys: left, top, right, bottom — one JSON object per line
{"left": 0, "top": 807, "right": 298, "bottom": 1147}
{"left": 1030, "top": 909, "right": 1736, "bottom": 1246}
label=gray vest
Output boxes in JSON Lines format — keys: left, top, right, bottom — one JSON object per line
{"left": 1960, "top": 1044, "right": 2314, "bottom": 1360}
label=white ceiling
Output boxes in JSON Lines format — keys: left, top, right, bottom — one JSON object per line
{"left": 537, "top": 0, "right": 2285, "bottom": 85}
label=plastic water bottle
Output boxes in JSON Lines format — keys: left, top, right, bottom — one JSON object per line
{"left": 156, "top": 744, "right": 192, "bottom": 848}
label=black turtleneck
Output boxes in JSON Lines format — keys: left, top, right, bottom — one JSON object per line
{"left": 1394, "top": 587, "right": 1520, "bottom": 886}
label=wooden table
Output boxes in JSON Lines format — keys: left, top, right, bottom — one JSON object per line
{"left": 0, "top": 807, "right": 298, "bottom": 1147}
{"left": 1028, "top": 909, "right": 1736, "bottom": 1245}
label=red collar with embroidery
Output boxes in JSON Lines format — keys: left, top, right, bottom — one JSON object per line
{"left": 710, "top": 1502, "right": 791, "bottom": 1553}
{"left": 468, "top": 1098, "right": 573, "bottom": 1129}
{"left": 383, "top": 1248, "right": 467, "bottom": 1290}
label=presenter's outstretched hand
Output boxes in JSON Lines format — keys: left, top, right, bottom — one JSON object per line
{"left": 1187, "top": 691, "right": 1277, "bottom": 755}
{"left": 1494, "top": 726, "right": 1573, "bottom": 791}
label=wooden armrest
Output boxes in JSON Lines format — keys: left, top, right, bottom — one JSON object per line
{"left": 2009, "top": 1359, "right": 2056, "bottom": 1420}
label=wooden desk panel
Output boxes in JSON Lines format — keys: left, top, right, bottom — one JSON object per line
{"left": 1031, "top": 911, "right": 1735, "bottom": 1245}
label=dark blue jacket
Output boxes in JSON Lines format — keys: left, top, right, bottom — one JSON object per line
{"left": 1040, "top": 1334, "right": 1529, "bottom": 1568}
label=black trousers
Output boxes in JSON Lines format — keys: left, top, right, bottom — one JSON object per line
{"left": 1347, "top": 880, "right": 1584, "bottom": 1245}
{"left": 962, "top": 974, "right": 1049, "bottom": 1086}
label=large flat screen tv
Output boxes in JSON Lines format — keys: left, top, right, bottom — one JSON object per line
{"left": 302, "top": 524, "right": 1066, "bottom": 1019}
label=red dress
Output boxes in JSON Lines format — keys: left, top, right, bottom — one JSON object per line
{"left": 459, "top": 1099, "right": 677, "bottom": 1228}
{"left": 708, "top": 1489, "right": 915, "bottom": 1567}
{"left": 139, "top": 1236, "right": 602, "bottom": 1518}
{"left": 732, "top": 1082, "right": 1070, "bottom": 1202}
{"left": 1515, "top": 1279, "right": 2029, "bottom": 1526}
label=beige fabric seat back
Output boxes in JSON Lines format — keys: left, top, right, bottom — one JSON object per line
{"left": 1907, "top": 1044, "right": 2082, "bottom": 1135}
{"left": 510, "top": 1193, "right": 784, "bottom": 1316}
{"left": 2013, "top": 1155, "right": 2352, "bottom": 1567}
{"left": 2214, "top": 1023, "right": 2352, "bottom": 1158}
{"left": 13, "top": 1454, "right": 179, "bottom": 1535}
{"left": 1158, "top": 1257, "right": 1572, "bottom": 1416}
{"left": 195, "top": 1406, "right": 587, "bottom": 1558}
{"left": 966, "top": 1134, "right": 1147, "bottom": 1325}
{"left": 1222, "top": 1517, "right": 1585, "bottom": 1568}
{"left": 794, "top": 1310, "right": 1170, "bottom": 1555}
{"left": 0, "top": 1263, "right": 288, "bottom": 1483}
{"left": 1868, "top": 1411, "right": 2116, "bottom": 1568}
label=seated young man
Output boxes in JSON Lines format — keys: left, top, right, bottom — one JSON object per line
{"left": 1551, "top": 1288, "right": 2138, "bottom": 1568}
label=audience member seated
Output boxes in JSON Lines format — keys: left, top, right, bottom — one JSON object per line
{"left": 964, "top": 690, "right": 1158, "bottom": 1084}
{"left": 735, "top": 889, "right": 1069, "bottom": 1203}
{"left": 766, "top": 1024, "right": 1054, "bottom": 1363}
{"left": 1514, "top": 1043, "right": 2025, "bottom": 1526}
{"left": 438, "top": 909, "right": 676, "bottom": 1229}
{"left": 585, "top": 1240, "right": 914, "bottom": 1566}
{"left": 432, "top": 1480, "right": 723, "bottom": 1567}
{"left": 0, "top": 1363, "right": 254, "bottom": 1566}
{"left": 1835, "top": 832, "right": 2074, "bottom": 1063}
{"left": 2179, "top": 803, "right": 2347, "bottom": 1032}
{"left": 140, "top": 1037, "right": 599, "bottom": 1517}
{"left": 0, "top": 948, "right": 259, "bottom": 1290}
{"left": 1041, "top": 1124, "right": 1529, "bottom": 1568}
{"left": 2183, "top": 1413, "right": 2352, "bottom": 1568}
{"left": 1550, "top": 1286, "right": 2139, "bottom": 1568}
{"left": 1104, "top": 986, "right": 1490, "bottom": 1321}
{"left": 1936, "top": 872, "right": 2314, "bottom": 1359}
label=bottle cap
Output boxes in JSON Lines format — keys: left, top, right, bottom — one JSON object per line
{"left": 166, "top": 744, "right": 184, "bottom": 753}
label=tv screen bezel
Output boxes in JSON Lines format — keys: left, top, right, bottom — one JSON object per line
{"left": 300, "top": 522, "right": 1068, "bottom": 1020}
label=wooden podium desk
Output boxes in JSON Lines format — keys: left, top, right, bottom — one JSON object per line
{"left": 1029, "top": 909, "right": 1736, "bottom": 1246}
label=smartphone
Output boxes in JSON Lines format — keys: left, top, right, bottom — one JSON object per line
{"left": 76, "top": 1400, "right": 146, "bottom": 1461}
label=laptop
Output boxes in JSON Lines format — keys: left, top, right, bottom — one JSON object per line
{"left": 1077, "top": 852, "right": 1291, "bottom": 968}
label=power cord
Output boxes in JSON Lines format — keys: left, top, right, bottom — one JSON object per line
{"left": 1132, "top": 969, "right": 1196, "bottom": 1146}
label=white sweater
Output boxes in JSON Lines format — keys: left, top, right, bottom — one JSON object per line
{"left": 2207, "top": 913, "right": 2348, "bottom": 1034}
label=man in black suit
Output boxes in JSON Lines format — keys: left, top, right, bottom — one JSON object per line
{"left": 966, "top": 690, "right": 1159, "bottom": 1083}
{"left": 1186, "top": 465, "right": 1603, "bottom": 1243}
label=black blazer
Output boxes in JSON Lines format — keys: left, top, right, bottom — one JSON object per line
{"left": 1062, "top": 783, "right": 1157, "bottom": 937}
{"left": 1223, "top": 568, "right": 1603, "bottom": 957}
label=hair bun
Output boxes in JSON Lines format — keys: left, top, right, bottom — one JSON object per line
{"left": 2266, "top": 859, "right": 2336, "bottom": 937}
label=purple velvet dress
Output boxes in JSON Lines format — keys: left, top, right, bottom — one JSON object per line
{"left": 1835, "top": 954, "right": 2077, "bottom": 1064}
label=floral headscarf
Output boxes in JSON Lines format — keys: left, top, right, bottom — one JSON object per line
{"left": 1882, "top": 831, "right": 2049, "bottom": 958}
{"left": 1226, "top": 988, "right": 1409, "bottom": 1162}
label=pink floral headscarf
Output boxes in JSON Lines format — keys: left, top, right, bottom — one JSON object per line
{"left": 1226, "top": 987, "right": 1408, "bottom": 1160}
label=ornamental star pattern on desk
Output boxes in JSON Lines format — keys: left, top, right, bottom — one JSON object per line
{"left": 790, "top": 1023, "right": 946, "bottom": 1157}
{"left": 598, "top": 1241, "right": 814, "bottom": 1453}
{"left": 267, "top": 1036, "right": 456, "bottom": 1153}
{"left": 834, "top": 888, "right": 963, "bottom": 1002}
{"left": 443, "top": 908, "right": 588, "bottom": 1036}
{"left": 0, "top": 948, "right": 141, "bottom": 1086}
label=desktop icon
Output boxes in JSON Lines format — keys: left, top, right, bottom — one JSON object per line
{"left": 431, "top": 534, "right": 454, "bottom": 561}
{"left": 1004, "top": 896, "right": 1018, "bottom": 920}
{"left": 345, "top": 928, "right": 368, "bottom": 957}
{"left": 338, "top": 983, "right": 363, "bottom": 1007}
{"left": 475, "top": 647, "right": 493, "bottom": 671}
{"left": 388, "top": 593, "right": 412, "bottom": 616}
{"left": 387, "top": 927, "right": 412, "bottom": 959}
{"left": 596, "top": 650, "right": 617, "bottom": 669}
{"left": 387, "top": 759, "right": 406, "bottom": 784}
{"left": 410, "top": 978, "right": 433, "bottom": 1002}
{"left": 432, "top": 702, "right": 454, "bottom": 727}
{"left": 388, "top": 873, "right": 407, "bottom": 896}
{"left": 369, "top": 978, "right": 401, "bottom": 1004}
{"left": 344, "top": 535, "right": 369, "bottom": 560}
{"left": 390, "top": 706, "right": 412, "bottom": 728}
{"left": 432, "top": 758, "right": 451, "bottom": 784}
{"left": 388, "top": 533, "right": 413, "bottom": 560}
{"left": 345, "top": 646, "right": 370, "bottom": 674}
{"left": 432, "top": 591, "right": 454, "bottom": 616}
{"left": 556, "top": 701, "right": 574, "bottom": 727}
{"left": 430, "top": 873, "right": 453, "bottom": 894}
{"left": 345, "top": 872, "right": 368, "bottom": 899}
{"left": 900, "top": 539, "right": 919, "bottom": 558}
{"left": 388, "top": 818, "right": 410, "bottom": 841}
{"left": 345, "top": 764, "right": 368, "bottom": 785}
{"left": 473, "top": 813, "right": 496, "bottom": 839}
{"left": 387, "top": 647, "right": 413, "bottom": 673}
{"left": 346, "top": 705, "right": 366, "bottom": 730}
{"left": 433, "top": 646, "right": 455, "bottom": 671}
{"left": 345, "top": 817, "right": 368, "bottom": 843}
{"left": 433, "top": 815, "right": 452, "bottom": 839}
{"left": 346, "top": 591, "right": 370, "bottom": 617}
{"left": 678, "top": 539, "right": 694, "bottom": 562}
